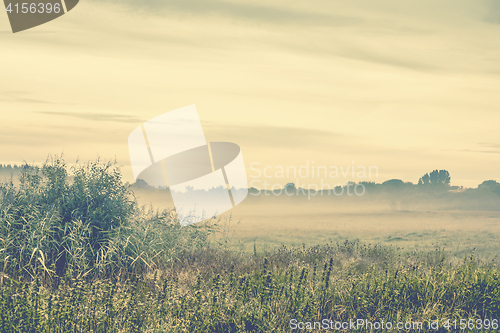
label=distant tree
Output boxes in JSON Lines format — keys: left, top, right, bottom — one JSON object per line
{"left": 478, "top": 180, "right": 500, "bottom": 196}
{"left": 418, "top": 173, "right": 430, "bottom": 185}
{"left": 382, "top": 179, "right": 405, "bottom": 186}
{"left": 418, "top": 170, "right": 450, "bottom": 187}
{"left": 359, "top": 181, "right": 376, "bottom": 189}
{"left": 429, "top": 170, "right": 449, "bottom": 186}
{"left": 479, "top": 180, "right": 500, "bottom": 188}
{"left": 135, "top": 178, "right": 154, "bottom": 189}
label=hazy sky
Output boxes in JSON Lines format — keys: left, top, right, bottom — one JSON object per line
{"left": 1, "top": 0, "right": 500, "bottom": 188}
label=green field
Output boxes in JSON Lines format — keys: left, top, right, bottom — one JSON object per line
{"left": 215, "top": 204, "right": 500, "bottom": 262}
{"left": 133, "top": 187, "right": 500, "bottom": 262}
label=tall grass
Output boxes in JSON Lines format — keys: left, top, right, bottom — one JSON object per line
{"left": 0, "top": 157, "right": 215, "bottom": 283}
{"left": 0, "top": 242, "right": 499, "bottom": 332}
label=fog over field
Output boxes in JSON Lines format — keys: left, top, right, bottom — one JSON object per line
{"left": 130, "top": 178, "right": 500, "bottom": 261}
{"left": 4, "top": 164, "right": 499, "bottom": 262}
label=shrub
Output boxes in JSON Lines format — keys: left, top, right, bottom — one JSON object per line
{"left": 0, "top": 156, "right": 135, "bottom": 280}
{"left": 0, "top": 156, "right": 219, "bottom": 282}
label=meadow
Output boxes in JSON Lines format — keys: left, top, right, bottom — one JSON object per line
{"left": 133, "top": 188, "right": 500, "bottom": 262}
{"left": 1, "top": 159, "right": 499, "bottom": 332}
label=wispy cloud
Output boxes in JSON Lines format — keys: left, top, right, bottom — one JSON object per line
{"left": 92, "top": 0, "right": 359, "bottom": 26}
{"left": 336, "top": 47, "right": 437, "bottom": 71}
{"left": 205, "top": 124, "right": 343, "bottom": 149}
{"left": 483, "top": 0, "right": 500, "bottom": 23}
{"left": 37, "top": 111, "right": 143, "bottom": 123}
{"left": 459, "top": 143, "right": 500, "bottom": 154}
{"left": 460, "top": 149, "right": 500, "bottom": 154}
{"left": 0, "top": 91, "right": 58, "bottom": 104}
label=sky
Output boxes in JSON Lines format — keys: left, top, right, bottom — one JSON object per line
{"left": 1, "top": 0, "right": 500, "bottom": 188}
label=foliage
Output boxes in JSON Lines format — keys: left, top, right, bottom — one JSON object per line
{"left": 0, "top": 157, "right": 213, "bottom": 282}
{"left": 0, "top": 242, "right": 499, "bottom": 332}
{"left": 418, "top": 170, "right": 451, "bottom": 187}
{"left": 0, "top": 157, "right": 135, "bottom": 279}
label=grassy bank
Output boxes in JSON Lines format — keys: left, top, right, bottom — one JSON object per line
{"left": 1, "top": 241, "right": 499, "bottom": 332}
